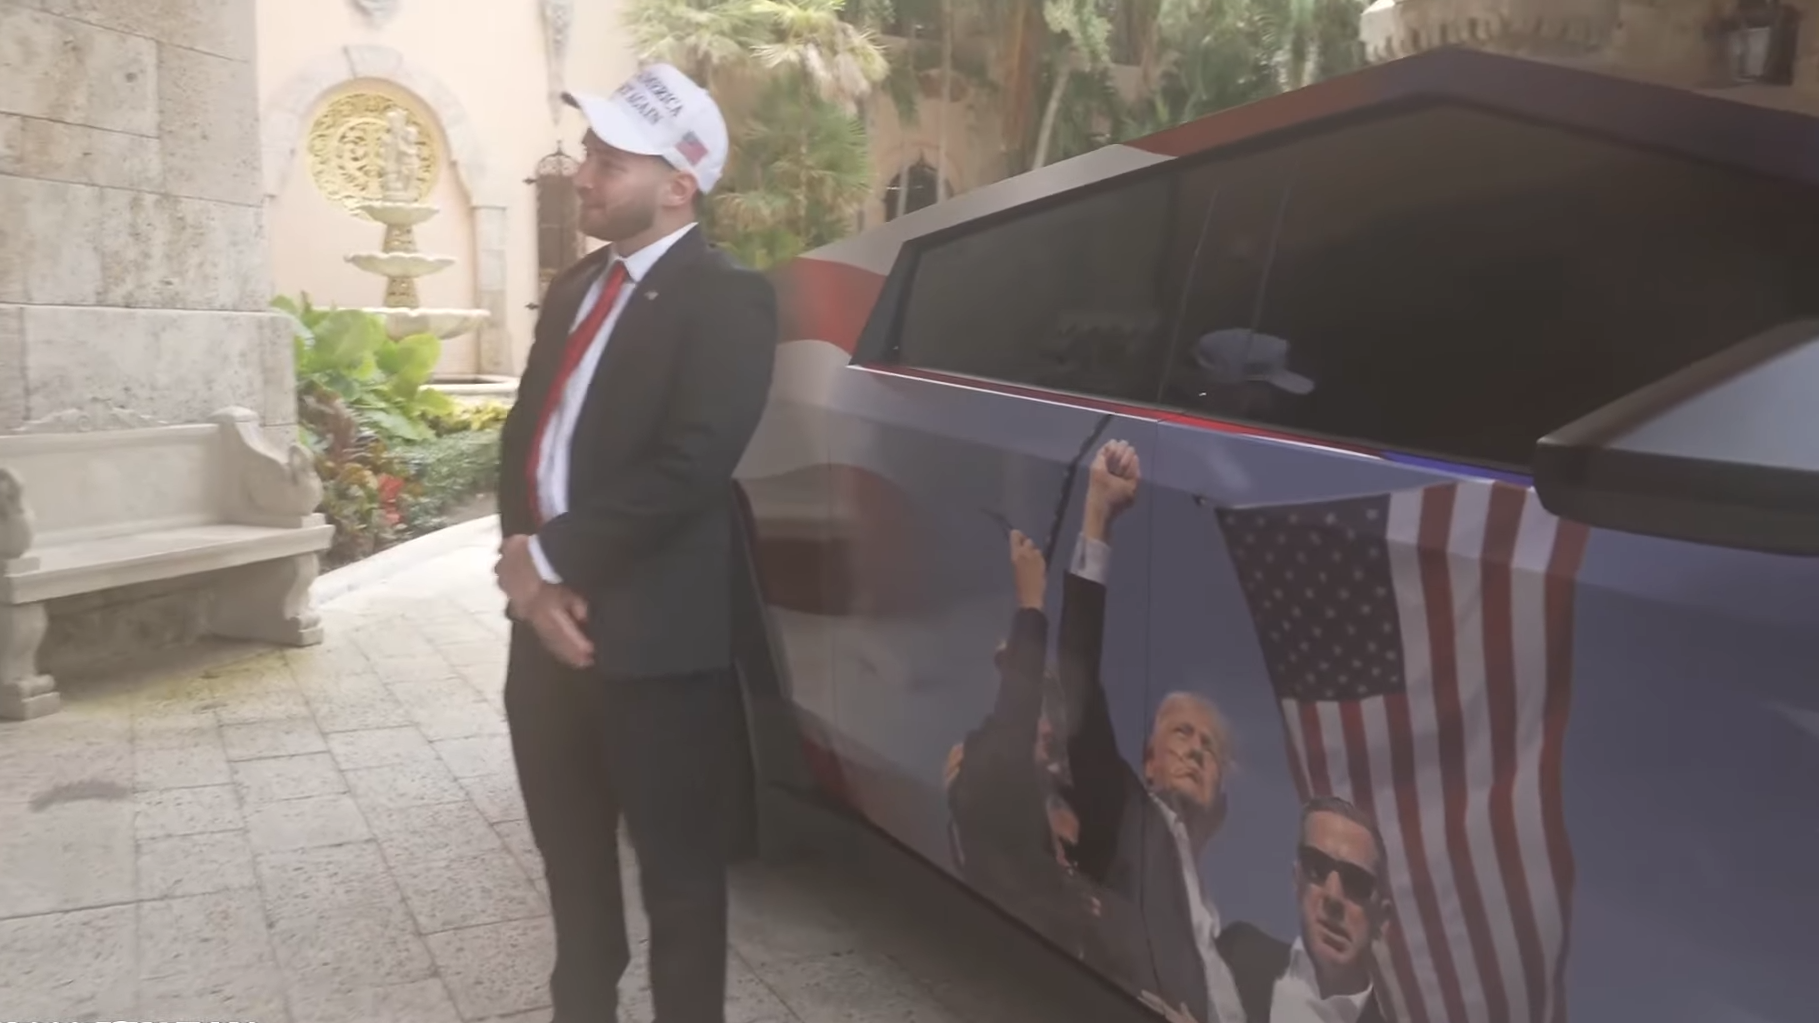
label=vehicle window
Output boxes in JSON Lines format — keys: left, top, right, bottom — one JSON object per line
{"left": 893, "top": 171, "right": 1183, "bottom": 404}
{"left": 1160, "top": 105, "right": 1819, "bottom": 468}
{"left": 1150, "top": 144, "right": 1298, "bottom": 420}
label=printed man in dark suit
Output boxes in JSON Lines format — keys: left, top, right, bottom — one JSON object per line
{"left": 1057, "top": 440, "right": 1248, "bottom": 1023}
{"left": 1217, "top": 796, "right": 1396, "bottom": 1023}
{"left": 491, "top": 63, "right": 778, "bottom": 1023}
{"left": 942, "top": 528, "right": 1147, "bottom": 988}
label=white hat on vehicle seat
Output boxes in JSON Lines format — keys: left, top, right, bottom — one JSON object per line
{"left": 1194, "top": 329, "right": 1316, "bottom": 395}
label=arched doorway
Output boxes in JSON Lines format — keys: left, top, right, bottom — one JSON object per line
{"left": 882, "top": 156, "right": 946, "bottom": 221}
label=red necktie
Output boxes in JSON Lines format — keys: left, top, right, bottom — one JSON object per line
{"left": 526, "top": 261, "right": 630, "bottom": 527}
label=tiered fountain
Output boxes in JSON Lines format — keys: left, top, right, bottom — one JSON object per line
{"left": 344, "top": 109, "right": 510, "bottom": 402}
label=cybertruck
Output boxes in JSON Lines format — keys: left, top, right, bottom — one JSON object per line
{"left": 729, "top": 46, "right": 1819, "bottom": 1023}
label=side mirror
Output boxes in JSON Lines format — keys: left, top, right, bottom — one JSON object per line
{"left": 1534, "top": 319, "right": 1819, "bottom": 556}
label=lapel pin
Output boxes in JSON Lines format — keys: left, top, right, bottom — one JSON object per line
{"left": 645, "top": 289, "right": 659, "bottom": 300}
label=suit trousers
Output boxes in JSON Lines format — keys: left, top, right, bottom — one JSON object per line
{"left": 505, "top": 624, "right": 746, "bottom": 1023}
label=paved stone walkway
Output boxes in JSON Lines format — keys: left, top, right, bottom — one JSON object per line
{"left": 0, "top": 520, "right": 1143, "bottom": 1023}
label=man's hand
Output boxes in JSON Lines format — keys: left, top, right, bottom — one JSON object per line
{"left": 524, "top": 584, "right": 594, "bottom": 669}
{"left": 1084, "top": 440, "right": 1142, "bottom": 541}
{"left": 495, "top": 534, "right": 544, "bottom": 608}
{"left": 1009, "top": 529, "right": 1047, "bottom": 610}
{"left": 497, "top": 534, "right": 592, "bottom": 668}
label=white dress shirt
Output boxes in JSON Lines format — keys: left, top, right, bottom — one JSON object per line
{"left": 527, "top": 222, "right": 698, "bottom": 585}
{"left": 1068, "top": 534, "right": 1247, "bottom": 1023}
{"left": 1270, "top": 937, "right": 1374, "bottom": 1023}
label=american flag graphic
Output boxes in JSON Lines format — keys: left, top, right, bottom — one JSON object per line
{"left": 676, "top": 131, "right": 708, "bottom": 165}
{"left": 1216, "top": 480, "right": 1591, "bottom": 1023}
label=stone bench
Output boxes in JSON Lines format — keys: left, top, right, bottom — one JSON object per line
{"left": 0, "top": 407, "right": 334, "bottom": 719}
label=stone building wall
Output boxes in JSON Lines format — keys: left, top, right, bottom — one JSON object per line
{"left": 1, "top": 0, "right": 300, "bottom": 671}
{"left": 1363, "top": 0, "right": 1819, "bottom": 117}
{"left": 0, "top": 0, "right": 295, "bottom": 441}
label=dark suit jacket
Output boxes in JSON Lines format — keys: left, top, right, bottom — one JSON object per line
{"left": 947, "top": 607, "right": 1055, "bottom": 906}
{"left": 498, "top": 227, "right": 778, "bottom": 680}
{"left": 1217, "top": 922, "right": 1391, "bottom": 1023}
{"left": 1058, "top": 568, "right": 1211, "bottom": 1023}
{"left": 946, "top": 604, "right": 1149, "bottom": 992}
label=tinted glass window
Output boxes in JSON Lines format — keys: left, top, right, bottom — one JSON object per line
{"left": 1162, "top": 106, "right": 1819, "bottom": 467}
{"left": 1152, "top": 144, "right": 1298, "bottom": 419}
{"left": 895, "top": 173, "right": 1184, "bottom": 403}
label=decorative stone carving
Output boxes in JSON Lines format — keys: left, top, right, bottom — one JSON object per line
{"left": 543, "top": 0, "right": 575, "bottom": 123}
{"left": 0, "top": 604, "right": 56, "bottom": 720}
{"left": 261, "top": 46, "right": 513, "bottom": 363}
{"left": 211, "top": 407, "right": 324, "bottom": 525}
{"left": 264, "top": 47, "right": 491, "bottom": 205}
{"left": 0, "top": 410, "right": 333, "bottom": 719}
{"left": 307, "top": 92, "right": 439, "bottom": 211}
{"left": 381, "top": 107, "right": 423, "bottom": 202}
{"left": 350, "top": 0, "right": 403, "bottom": 27}
{"left": 1360, "top": 0, "right": 1621, "bottom": 64}
{"left": 0, "top": 468, "right": 34, "bottom": 563}
{"left": 0, "top": 459, "right": 50, "bottom": 719}
{"left": 14, "top": 402, "right": 168, "bottom": 434}
{"left": 211, "top": 554, "right": 324, "bottom": 647}
{"left": 344, "top": 115, "right": 492, "bottom": 338}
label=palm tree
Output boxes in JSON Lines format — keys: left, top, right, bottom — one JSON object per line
{"left": 937, "top": 0, "right": 953, "bottom": 201}
{"left": 1137, "top": 0, "right": 1286, "bottom": 128}
{"left": 714, "top": 77, "right": 875, "bottom": 265}
{"left": 746, "top": 0, "right": 890, "bottom": 239}
{"left": 870, "top": 0, "right": 946, "bottom": 217}
{"left": 622, "top": 0, "right": 757, "bottom": 87}
{"left": 1235, "top": 0, "right": 1367, "bottom": 91}
{"left": 1036, "top": 0, "right": 1366, "bottom": 166}
{"left": 749, "top": 0, "right": 892, "bottom": 106}
{"left": 1029, "top": 0, "right": 1114, "bottom": 169}
{"left": 623, "top": 0, "right": 892, "bottom": 265}
{"left": 896, "top": 20, "right": 921, "bottom": 219}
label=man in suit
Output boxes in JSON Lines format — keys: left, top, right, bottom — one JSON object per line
{"left": 944, "top": 530, "right": 1068, "bottom": 906}
{"left": 492, "top": 63, "right": 778, "bottom": 1023}
{"left": 941, "top": 529, "right": 1147, "bottom": 990}
{"left": 1057, "top": 440, "right": 1247, "bottom": 1023}
{"left": 1217, "top": 796, "right": 1395, "bottom": 1023}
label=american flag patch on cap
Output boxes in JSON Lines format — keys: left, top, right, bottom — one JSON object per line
{"left": 676, "top": 131, "right": 708, "bottom": 165}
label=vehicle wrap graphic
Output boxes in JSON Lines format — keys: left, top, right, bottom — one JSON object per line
{"left": 733, "top": 46, "right": 1819, "bottom": 1023}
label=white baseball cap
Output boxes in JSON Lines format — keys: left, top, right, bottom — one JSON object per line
{"left": 1194, "top": 328, "right": 1316, "bottom": 394}
{"left": 563, "top": 63, "right": 729, "bottom": 194}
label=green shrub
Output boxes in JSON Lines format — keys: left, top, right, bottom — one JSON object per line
{"left": 275, "top": 293, "right": 457, "bottom": 445}
{"left": 424, "top": 399, "right": 511, "bottom": 436}
{"left": 394, "top": 428, "right": 502, "bottom": 535}
{"left": 297, "top": 383, "right": 422, "bottom": 567}
{"left": 279, "top": 292, "right": 485, "bottom": 563}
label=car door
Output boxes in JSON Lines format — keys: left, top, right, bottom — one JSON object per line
{"left": 798, "top": 163, "right": 1198, "bottom": 973}
{"left": 1134, "top": 101, "right": 1819, "bottom": 1023}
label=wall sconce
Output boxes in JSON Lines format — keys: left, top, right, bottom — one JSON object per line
{"left": 1712, "top": 0, "right": 1801, "bottom": 85}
